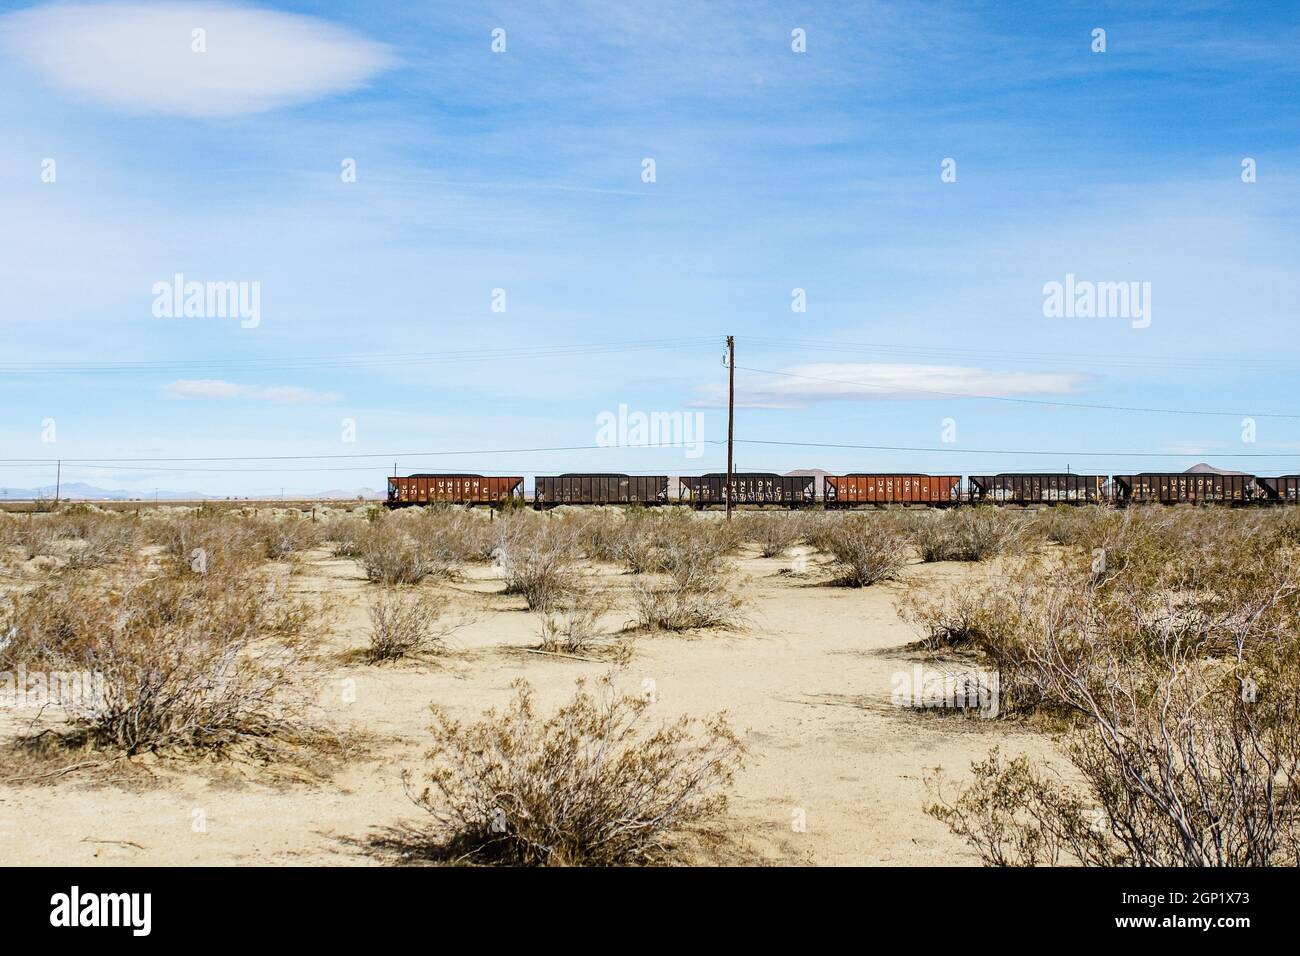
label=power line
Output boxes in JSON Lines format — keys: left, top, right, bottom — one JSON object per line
{"left": 744, "top": 335, "right": 1300, "bottom": 374}
{"left": 735, "top": 364, "right": 1300, "bottom": 420}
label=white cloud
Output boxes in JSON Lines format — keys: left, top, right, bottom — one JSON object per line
{"left": 695, "top": 363, "right": 1088, "bottom": 408}
{"left": 164, "top": 378, "right": 340, "bottom": 404}
{"left": 0, "top": 2, "right": 393, "bottom": 116}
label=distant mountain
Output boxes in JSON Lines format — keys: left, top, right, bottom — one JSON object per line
{"left": 1184, "top": 463, "right": 1249, "bottom": 476}
{"left": 0, "top": 483, "right": 383, "bottom": 502}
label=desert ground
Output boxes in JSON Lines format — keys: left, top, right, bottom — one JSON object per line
{"left": 0, "top": 503, "right": 1071, "bottom": 866}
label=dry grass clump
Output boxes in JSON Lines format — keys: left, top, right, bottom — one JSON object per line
{"left": 401, "top": 508, "right": 498, "bottom": 564}
{"left": 898, "top": 582, "right": 1006, "bottom": 650}
{"left": 927, "top": 507, "right": 1300, "bottom": 866}
{"left": 628, "top": 516, "right": 745, "bottom": 633}
{"left": 494, "top": 517, "right": 580, "bottom": 611}
{"left": 151, "top": 510, "right": 268, "bottom": 578}
{"left": 740, "top": 512, "right": 805, "bottom": 558}
{"left": 537, "top": 585, "right": 613, "bottom": 654}
{"left": 912, "top": 507, "right": 1024, "bottom": 562}
{"left": 819, "top": 516, "right": 910, "bottom": 586}
{"left": 405, "top": 672, "right": 745, "bottom": 865}
{"left": 250, "top": 515, "right": 324, "bottom": 559}
{"left": 365, "top": 588, "right": 449, "bottom": 663}
{"left": 356, "top": 519, "right": 453, "bottom": 585}
{"left": 1, "top": 557, "right": 321, "bottom": 756}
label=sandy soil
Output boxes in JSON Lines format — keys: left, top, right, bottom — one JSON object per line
{"left": 0, "top": 544, "right": 1062, "bottom": 866}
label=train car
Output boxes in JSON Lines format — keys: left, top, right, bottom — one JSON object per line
{"left": 533, "top": 473, "right": 668, "bottom": 507}
{"left": 386, "top": 473, "right": 523, "bottom": 507}
{"left": 824, "top": 474, "right": 961, "bottom": 508}
{"left": 968, "top": 473, "right": 1105, "bottom": 505}
{"left": 1113, "top": 472, "right": 1257, "bottom": 506}
{"left": 678, "top": 473, "right": 815, "bottom": 508}
{"left": 1257, "top": 475, "right": 1300, "bottom": 504}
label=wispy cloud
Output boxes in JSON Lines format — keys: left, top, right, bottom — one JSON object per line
{"left": 164, "top": 379, "right": 340, "bottom": 404}
{"left": 695, "top": 363, "right": 1087, "bottom": 409}
{"left": 0, "top": 2, "right": 393, "bottom": 117}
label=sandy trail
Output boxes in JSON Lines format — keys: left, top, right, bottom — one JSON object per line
{"left": 0, "top": 547, "right": 1059, "bottom": 866}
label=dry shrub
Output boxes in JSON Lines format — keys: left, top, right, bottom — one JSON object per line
{"left": 632, "top": 576, "right": 743, "bottom": 633}
{"left": 365, "top": 588, "right": 449, "bottom": 662}
{"left": 913, "top": 507, "right": 1023, "bottom": 562}
{"left": 494, "top": 517, "right": 579, "bottom": 610}
{"left": 628, "top": 516, "right": 744, "bottom": 633}
{"left": 820, "top": 516, "right": 910, "bottom": 586}
{"left": 929, "top": 507, "right": 1300, "bottom": 866}
{"left": 16, "top": 516, "right": 59, "bottom": 561}
{"left": 898, "top": 582, "right": 1005, "bottom": 650}
{"left": 744, "top": 513, "right": 804, "bottom": 558}
{"left": 406, "top": 673, "right": 745, "bottom": 865}
{"left": 252, "top": 515, "right": 323, "bottom": 559}
{"left": 926, "top": 749, "right": 1120, "bottom": 866}
{"left": 151, "top": 511, "right": 267, "bottom": 578}
{"left": 357, "top": 519, "right": 453, "bottom": 585}
{"left": 1, "top": 558, "right": 320, "bottom": 755}
{"left": 537, "top": 585, "right": 613, "bottom": 654}
{"left": 403, "top": 508, "right": 498, "bottom": 564}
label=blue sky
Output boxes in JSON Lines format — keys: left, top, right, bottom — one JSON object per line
{"left": 1, "top": 0, "right": 1298, "bottom": 496}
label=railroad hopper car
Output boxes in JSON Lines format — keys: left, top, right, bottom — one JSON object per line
{"left": 534, "top": 473, "right": 669, "bottom": 507}
{"left": 1257, "top": 475, "right": 1300, "bottom": 503}
{"left": 824, "top": 474, "right": 961, "bottom": 508}
{"left": 1113, "top": 472, "right": 1257, "bottom": 506}
{"left": 678, "top": 472, "right": 815, "bottom": 508}
{"left": 968, "top": 473, "right": 1105, "bottom": 505}
{"left": 386, "top": 473, "right": 524, "bottom": 507}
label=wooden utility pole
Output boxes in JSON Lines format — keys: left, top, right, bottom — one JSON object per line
{"left": 726, "top": 335, "right": 735, "bottom": 521}
{"left": 54, "top": 459, "right": 61, "bottom": 506}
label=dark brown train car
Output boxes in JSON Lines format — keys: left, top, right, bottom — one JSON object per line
{"left": 678, "top": 473, "right": 815, "bottom": 507}
{"left": 386, "top": 473, "right": 523, "bottom": 507}
{"left": 1257, "top": 475, "right": 1300, "bottom": 504}
{"left": 824, "top": 474, "right": 961, "bottom": 508}
{"left": 1114, "top": 473, "right": 1256, "bottom": 505}
{"left": 533, "top": 473, "right": 668, "bottom": 507}
{"left": 968, "top": 473, "right": 1105, "bottom": 505}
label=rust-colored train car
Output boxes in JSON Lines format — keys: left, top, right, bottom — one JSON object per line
{"left": 968, "top": 473, "right": 1105, "bottom": 505}
{"left": 533, "top": 473, "right": 668, "bottom": 507}
{"left": 1257, "top": 475, "right": 1300, "bottom": 504}
{"left": 1114, "top": 473, "right": 1256, "bottom": 506}
{"left": 386, "top": 473, "right": 523, "bottom": 507}
{"left": 824, "top": 474, "right": 961, "bottom": 508}
{"left": 678, "top": 473, "right": 815, "bottom": 507}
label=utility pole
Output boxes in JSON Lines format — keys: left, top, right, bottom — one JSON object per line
{"left": 54, "top": 459, "right": 61, "bottom": 506}
{"left": 726, "top": 335, "right": 735, "bottom": 521}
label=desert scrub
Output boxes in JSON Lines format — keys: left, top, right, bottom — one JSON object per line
{"left": 357, "top": 520, "right": 452, "bottom": 585}
{"left": 494, "top": 517, "right": 579, "bottom": 610}
{"left": 741, "top": 512, "right": 804, "bottom": 558}
{"left": 930, "top": 517, "right": 1300, "bottom": 865}
{"left": 251, "top": 514, "right": 324, "bottom": 560}
{"left": 912, "top": 507, "right": 1023, "bottom": 562}
{"left": 898, "top": 582, "right": 1004, "bottom": 650}
{"left": 537, "top": 585, "right": 613, "bottom": 654}
{"left": 406, "top": 673, "right": 745, "bottom": 865}
{"left": 0, "top": 559, "right": 321, "bottom": 755}
{"left": 365, "top": 588, "right": 449, "bottom": 662}
{"left": 926, "top": 749, "right": 1121, "bottom": 867}
{"left": 632, "top": 576, "right": 744, "bottom": 633}
{"left": 820, "top": 516, "right": 910, "bottom": 586}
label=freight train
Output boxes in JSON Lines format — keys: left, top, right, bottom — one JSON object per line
{"left": 385, "top": 471, "right": 1300, "bottom": 508}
